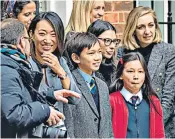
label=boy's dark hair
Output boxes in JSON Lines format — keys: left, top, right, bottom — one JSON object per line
{"left": 66, "top": 32, "right": 99, "bottom": 69}
{"left": 109, "top": 52, "right": 161, "bottom": 115}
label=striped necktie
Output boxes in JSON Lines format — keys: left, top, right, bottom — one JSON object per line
{"left": 89, "top": 77, "right": 97, "bottom": 94}
{"left": 131, "top": 96, "right": 139, "bottom": 105}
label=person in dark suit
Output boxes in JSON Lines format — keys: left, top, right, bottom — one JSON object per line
{"left": 120, "top": 6, "right": 175, "bottom": 138}
{"left": 63, "top": 32, "right": 113, "bottom": 138}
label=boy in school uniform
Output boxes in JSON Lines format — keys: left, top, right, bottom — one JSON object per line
{"left": 63, "top": 32, "right": 113, "bottom": 138}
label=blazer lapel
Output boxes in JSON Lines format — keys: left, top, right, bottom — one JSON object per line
{"left": 95, "top": 77, "right": 106, "bottom": 133}
{"left": 95, "top": 77, "right": 104, "bottom": 117}
{"left": 72, "top": 69, "right": 99, "bottom": 118}
{"left": 147, "top": 44, "right": 163, "bottom": 80}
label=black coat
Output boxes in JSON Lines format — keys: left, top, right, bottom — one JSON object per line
{"left": 1, "top": 52, "right": 50, "bottom": 138}
{"left": 96, "top": 59, "right": 117, "bottom": 87}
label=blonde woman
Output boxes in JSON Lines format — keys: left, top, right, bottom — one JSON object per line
{"left": 121, "top": 6, "right": 175, "bottom": 138}
{"left": 65, "top": 0, "right": 105, "bottom": 34}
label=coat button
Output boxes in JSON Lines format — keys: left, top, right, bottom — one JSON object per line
{"left": 94, "top": 118, "right": 98, "bottom": 122}
{"left": 156, "top": 88, "right": 160, "bottom": 91}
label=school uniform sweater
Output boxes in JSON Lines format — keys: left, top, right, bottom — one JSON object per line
{"left": 110, "top": 91, "right": 165, "bottom": 138}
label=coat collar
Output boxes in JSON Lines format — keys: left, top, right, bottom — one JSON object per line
{"left": 72, "top": 69, "right": 100, "bottom": 117}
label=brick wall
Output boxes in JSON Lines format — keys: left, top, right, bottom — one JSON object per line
{"left": 104, "top": 0, "right": 134, "bottom": 39}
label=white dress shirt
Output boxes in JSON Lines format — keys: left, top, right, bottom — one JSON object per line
{"left": 120, "top": 87, "right": 143, "bottom": 105}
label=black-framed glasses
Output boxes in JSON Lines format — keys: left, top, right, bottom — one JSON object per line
{"left": 98, "top": 38, "right": 121, "bottom": 47}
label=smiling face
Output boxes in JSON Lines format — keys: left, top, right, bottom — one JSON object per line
{"left": 90, "top": 1, "right": 105, "bottom": 23}
{"left": 74, "top": 42, "right": 102, "bottom": 75}
{"left": 135, "top": 13, "right": 156, "bottom": 48}
{"left": 121, "top": 60, "right": 145, "bottom": 94}
{"left": 17, "top": 1, "right": 36, "bottom": 30}
{"left": 32, "top": 20, "right": 57, "bottom": 56}
{"left": 98, "top": 30, "right": 117, "bottom": 59}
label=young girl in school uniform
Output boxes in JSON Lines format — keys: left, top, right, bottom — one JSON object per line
{"left": 109, "top": 52, "right": 165, "bottom": 138}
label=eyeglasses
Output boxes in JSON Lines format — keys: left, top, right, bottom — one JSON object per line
{"left": 98, "top": 38, "right": 121, "bottom": 47}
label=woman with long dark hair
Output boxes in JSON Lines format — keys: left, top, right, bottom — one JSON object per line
{"left": 28, "top": 12, "right": 80, "bottom": 118}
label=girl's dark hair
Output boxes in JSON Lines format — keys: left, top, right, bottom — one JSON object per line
{"left": 29, "top": 11, "right": 65, "bottom": 57}
{"left": 65, "top": 32, "right": 99, "bottom": 69}
{"left": 87, "top": 19, "right": 118, "bottom": 67}
{"left": 109, "top": 52, "right": 161, "bottom": 115}
{"left": 13, "top": 0, "right": 39, "bottom": 17}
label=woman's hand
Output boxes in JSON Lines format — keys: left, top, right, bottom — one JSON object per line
{"left": 41, "top": 52, "right": 66, "bottom": 76}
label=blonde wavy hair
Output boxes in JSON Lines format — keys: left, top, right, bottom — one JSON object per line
{"left": 122, "top": 6, "right": 162, "bottom": 50}
{"left": 65, "top": 0, "right": 96, "bottom": 34}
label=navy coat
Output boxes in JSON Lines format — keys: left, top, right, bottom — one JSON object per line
{"left": 1, "top": 52, "right": 50, "bottom": 138}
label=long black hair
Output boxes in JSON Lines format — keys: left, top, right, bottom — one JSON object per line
{"left": 29, "top": 11, "right": 65, "bottom": 58}
{"left": 87, "top": 19, "right": 116, "bottom": 37}
{"left": 110, "top": 52, "right": 161, "bottom": 115}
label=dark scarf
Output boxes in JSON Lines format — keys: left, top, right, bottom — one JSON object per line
{"left": 124, "top": 43, "right": 155, "bottom": 65}
{"left": 98, "top": 58, "right": 116, "bottom": 86}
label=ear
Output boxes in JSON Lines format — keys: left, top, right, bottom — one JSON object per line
{"left": 71, "top": 53, "right": 80, "bottom": 64}
{"left": 133, "top": 31, "right": 136, "bottom": 36}
{"left": 19, "top": 37, "right": 24, "bottom": 48}
{"left": 120, "top": 75, "right": 123, "bottom": 80}
{"left": 29, "top": 30, "right": 34, "bottom": 40}
{"left": 17, "top": 37, "right": 25, "bottom": 54}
